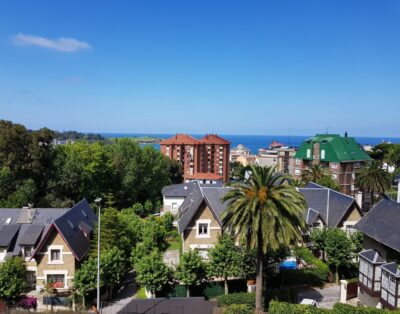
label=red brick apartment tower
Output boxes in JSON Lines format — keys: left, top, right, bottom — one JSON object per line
{"left": 160, "top": 134, "right": 230, "bottom": 182}
{"left": 199, "top": 134, "right": 230, "bottom": 182}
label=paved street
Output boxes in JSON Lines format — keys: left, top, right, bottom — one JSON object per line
{"left": 297, "top": 284, "right": 340, "bottom": 309}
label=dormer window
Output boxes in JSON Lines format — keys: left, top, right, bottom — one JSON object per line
{"left": 23, "top": 246, "right": 33, "bottom": 258}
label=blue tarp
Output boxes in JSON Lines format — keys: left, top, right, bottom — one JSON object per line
{"left": 279, "top": 260, "right": 297, "bottom": 270}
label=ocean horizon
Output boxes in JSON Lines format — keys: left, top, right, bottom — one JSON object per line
{"left": 100, "top": 133, "right": 400, "bottom": 154}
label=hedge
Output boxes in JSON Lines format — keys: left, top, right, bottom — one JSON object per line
{"left": 269, "top": 301, "right": 400, "bottom": 314}
{"left": 223, "top": 304, "right": 254, "bottom": 314}
{"left": 216, "top": 288, "right": 297, "bottom": 310}
{"left": 269, "top": 301, "right": 331, "bottom": 314}
{"left": 216, "top": 292, "right": 255, "bottom": 308}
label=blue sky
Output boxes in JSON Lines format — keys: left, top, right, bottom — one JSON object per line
{"left": 0, "top": 1, "right": 399, "bottom": 136}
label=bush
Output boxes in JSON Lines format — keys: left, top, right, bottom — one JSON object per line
{"left": 216, "top": 292, "right": 255, "bottom": 309}
{"left": 224, "top": 304, "right": 253, "bottom": 314}
{"left": 18, "top": 296, "right": 37, "bottom": 309}
{"left": 333, "top": 303, "right": 400, "bottom": 314}
{"left": 265, "top": 288, "right": 297, "bottom": 308}
{"left": 269, "top": 301, "right": 331, "bottom": 314}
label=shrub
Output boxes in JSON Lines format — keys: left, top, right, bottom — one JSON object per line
{"left": 224, "top": 304, "right": 253, "bottom": 314}
{"left": 18, "top": 296, "right": 37, "bottom": 309}
{"left": 269, "top": 300, "right": 331, "bottom": 314}
{"left": 265, "top": 288, "right": 297, "bottom": 307}
{"left": 216, "top": 292, "right": 255, "bottom": 309}
{"left": 333, "top": 303, "right": 400, "bottom": 314}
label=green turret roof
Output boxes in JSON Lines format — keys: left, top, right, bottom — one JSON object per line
{"left": 295, "top": 134, "right": 371, "bottom": 163}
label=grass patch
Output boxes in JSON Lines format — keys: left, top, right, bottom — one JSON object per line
{"left": 167, "top": 239, "right": 180, "bottom": 250}
{"left": 137, "top": 287, "right": 147, "bottom": 299}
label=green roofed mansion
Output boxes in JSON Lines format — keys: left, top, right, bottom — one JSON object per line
{"left": 292, "top": 133, "right": 371, "bottom": 197}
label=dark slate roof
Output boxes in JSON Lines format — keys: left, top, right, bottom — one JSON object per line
{"left": 0, "top": 225, "right": 20, "bottom": 247}
{"left": 381, "top": 262, "right": 400, "bottom": 277}
{"left": 355, "top": 197, "right": 400, "bottom": 253}
{"left": 359, "top": 249, "right": 385, "bottom": 264}
{"left": 53, "top": 199, "right": 97, "bottom": 261}
{"left": 177, "top": 182, "right": 230, "bottom": 233}
{"left": 19, "top": 224, "right": 44, "bottom": 246}
{"left": 306, "top": 208, "right": 322, "bottom": 225}
{"left": 0, "top": 199, "right": 96, "bottom": 261}
{"left": 299, "top": 182, "right": 357, "bottom": 228}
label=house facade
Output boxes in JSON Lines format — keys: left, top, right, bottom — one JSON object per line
{"left": 160, "top": 134, "right": 230, "bottom": 182}
{"left": 0, "top": 199, "right": 96, "bottom": 291}
{"left": 299, "top": 182, "right": 363, "bottom": 234}
{"left": 355, "top": 198, "right": 400, "bottom": 309}
{"left": 176, "top": 182, "right": 229, "bottom": 259}
{"left": 293, "top": 134, "right": 371, "bottom": 197}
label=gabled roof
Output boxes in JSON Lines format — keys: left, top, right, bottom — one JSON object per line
{"left": 359, "top": 249, "right": 385, "bottom": 264}
{"left": 299, "top": 182, "right": 359, "bottom": 228}
{"left": 381, "top": 262, "right": 400, "bottom": 277}
{"left": 355, "top": 197, "right": 400, "bottom": 253}
{"left": 199, "top": 134, "right": 230, "bottom": 145}
{"left": 0, "top": 199, "right": 96, "bottom": 261}
{"left": 295, "top": 134, "right": 371, "bottom": 162}
{"left": 177, "top": 182, "right": 230, "bottom": 233}
{"left": 160, "top": 134, "right": 200, "bottom": 145}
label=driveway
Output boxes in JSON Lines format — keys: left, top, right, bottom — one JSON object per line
{"left": 297, "top": 284, "right": 340, "bottom": 309}
{"left": 164, "top": 250, "right": 179, "bottom": 267}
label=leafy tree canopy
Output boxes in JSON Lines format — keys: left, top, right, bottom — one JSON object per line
{"left": 0, "top": 257, "right": 26, "bottom": 301}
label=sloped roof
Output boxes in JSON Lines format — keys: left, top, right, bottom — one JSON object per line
{"left": 160, "top": 134, "right": 200, "bottom": 145}
{"left": 0, "top": 199, "right": 96, "bottom": 261}
{"left": 19, "top": 224, "right": 44, "bottom": 246}
{"left": 295, "top": 134, "right": 371, "bottom": 162}
{"left": 199, "top": 134, "right": 230, "bottom": 145}
{"left": 53, "top": 199, "right": 97, "bottom": 261}
{"left": 162, "top": 181, "right": 223, "bottom": 198}
{"left": 355, "top": 197, "right": 400, "bottom": 253}
{"left": 299, "top": 182, "right": 358, "bottom": 227}
{"left": 381, "top": 262, "right": 400, "bottom": 277}
{"left": 177, "top": 182, "right": 230, "bottom": 233}
{"left": 0, "top": 225, "right": 20, "bottom": 247}
{"left": 359, "top": 249, "right": 385, "bottom": 264}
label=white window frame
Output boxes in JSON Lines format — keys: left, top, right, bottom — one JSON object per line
{"left": 47, "top": 245, "right": 64, "bottom": 265}
{"left": 43, "top": 270, "right": 69, "bottom": 289}
{"left": 196, "top": 219, "right": 211, "bottom": 238}
{"left": 321, "top": 149, "right": 326, "bottom": 159}
{"left": 331, "top": 162, "right": 339, "bottom": 169}
{"left": 306, "top": 149, "right": 311, "bottom": 158}
{"left": 171, "top": 202, "right": 178, "bottom": 210}
{"left": 23, "top": 246, "right": 34, "bottom": 259}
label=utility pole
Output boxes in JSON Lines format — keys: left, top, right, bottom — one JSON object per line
{"left": 94, "top": 197, "right": 102, "bottom": 314}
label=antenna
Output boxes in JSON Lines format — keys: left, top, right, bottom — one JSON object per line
{"left": 326, "top": 126, "right": 330, "bottom": 134}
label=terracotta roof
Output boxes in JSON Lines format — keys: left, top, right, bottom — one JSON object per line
{"left": 199, "top": 134, "right": 230, "bottom": 145}
{"left": 160, "top": 134, "right": 200, "bottom": 145}
{"left": 270, "top": 141, "right": 284, "bottom": 148}
{"left": 185, "top": 172, "right": 223, "bottom": 180}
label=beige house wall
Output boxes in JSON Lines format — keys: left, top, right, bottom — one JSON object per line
{"left": 182, "top": 203, "right": 222, "bottom": 254}
{"left": 35, "top": 228, "right": 76, "bottom": 290}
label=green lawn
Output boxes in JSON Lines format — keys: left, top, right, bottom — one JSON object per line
{"left": 167, "top": 239, "right": 180, "bottom": 251}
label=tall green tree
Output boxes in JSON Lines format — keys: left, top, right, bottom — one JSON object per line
{"left": 135, "top": 251, "right": 172, "bottom": 298}
{"left": 0, "top": 257, "right": 26, "bottom": 301}
{"left": 386, "top": 144, "right": 400, "bottom": 168}
{"left": 73, "top": 258, "right": 97, "bottom": 308}
{"left": 324, "top": 229, "right": 353, "bottom": 284}
{"left": 300, "top": 163, "right": 329, "bottom": 183}
{"left": 175, "top": 250, "right": 207, "bottom": 297}
{"left": 221, "top": 165, "right": 307, "bottom": 311}
{"left": 357, "top": 160, "right": 391, "bottom": 207}
{"left": 207, "top": 235, "right": 242, "bottom": 294}
{"left": 101, "top": 248, "right": 127, "bottom": 299}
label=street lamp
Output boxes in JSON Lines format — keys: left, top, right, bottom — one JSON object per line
{"left": 94, "top": 197, "right": 102, "bottom": 313}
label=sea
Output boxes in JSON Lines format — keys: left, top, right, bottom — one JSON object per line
{"left": 101, "top": 133, "right": 400, "bottom": 154}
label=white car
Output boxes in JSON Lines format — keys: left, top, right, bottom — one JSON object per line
{"left": 300, "top": 298, "right": 318, "bottom": 307}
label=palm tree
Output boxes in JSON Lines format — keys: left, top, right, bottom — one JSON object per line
{"left": 221, "top": 165, "right": 307, "bottom": 311}
{"left": 300, "top": 163, "right": 329, "bottom": 183}
{"left": 357, "top": 160, "right": 391, "bottom": 207}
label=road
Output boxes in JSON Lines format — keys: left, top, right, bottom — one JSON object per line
{"left": 297, "top": 284, "right": 340, "bottom": 309}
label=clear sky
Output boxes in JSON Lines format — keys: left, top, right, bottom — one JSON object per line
{"left": 0, "top": 1, "right": 399, "bottom": 136}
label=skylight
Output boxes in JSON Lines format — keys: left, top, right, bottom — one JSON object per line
{"left": 67, "top": 220, "right": 75, "bottom": 229}
{"left": 5, "top": 217, "right": 12, "bottom": 224}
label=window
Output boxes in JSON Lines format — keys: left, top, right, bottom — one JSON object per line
{"left": 295, "top": 169, "right": 301, "bottom": 176}
{"left": 23, "top": 246, "right": 33, "bottom": 258}
{"left": 331, "top": 162, "right": 339, "bottom": 169}
{"left": 5, "top": 217, "right": 11, "bottom": 224}
{"left": 50, "top": 249, "right": 61, "bottom": 261}
{"left": 0, "top": 247, "right": 6, "bottom": 261}
{"left": 332, "top": 173, "right": 338, "bottom": 180}
{"left": 196, "top": 219, "right": 211, "bottom": 238}
{"left": 198, "top": 224, "right": 208, "bottom": 235}
{"left": 47, "top": 274, "right": 65, "bottom": 288}
{"left": 321, "top": 149, "right": 326, "bottom": 159}
{"left": 171, "top": 202, "right": 178, "bottom": 210}
{"left": 295, "top": 159, "right": 301, "bottom": 166}
{"left": 306, "top": 149, "right": 311, "bottom": 158}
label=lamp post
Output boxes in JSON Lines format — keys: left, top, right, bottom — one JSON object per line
{"left": 94, "top": 197, "right": 102, "bottom": 313}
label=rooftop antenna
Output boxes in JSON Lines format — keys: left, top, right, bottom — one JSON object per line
{"left": 326, "top": 126, "right": 330, "bottom": 134}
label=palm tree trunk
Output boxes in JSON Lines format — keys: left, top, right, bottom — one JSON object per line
{"left": 224, "top": 277, "right": 229, "bottom": 295}
{"left": 186, "top": 285, "right": 190, "bottom": 298}
{"left": 255, "top": 252, "right": 263, "bottom": 312}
